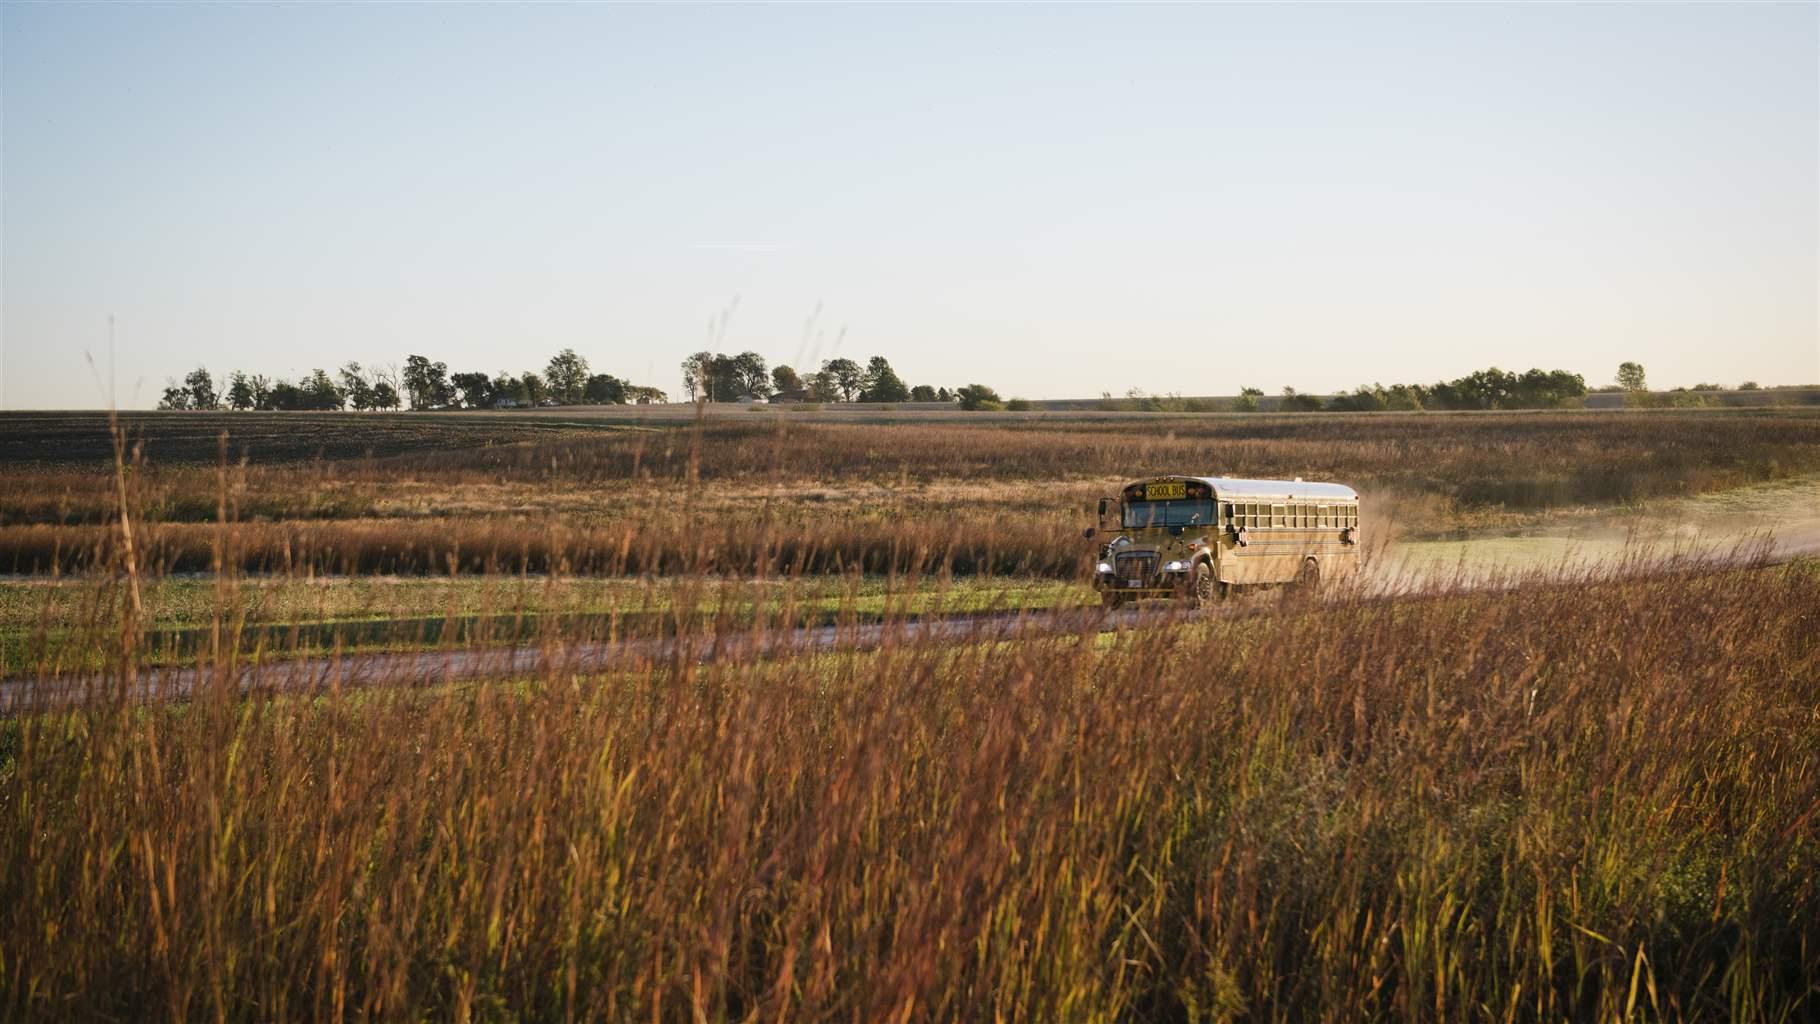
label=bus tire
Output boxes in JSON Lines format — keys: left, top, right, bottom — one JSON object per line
{"left": 1187, "top": 561, "right": 1219, "bottom": 609}
{"left": 1295, "top": 558, "right": 1321, "bottom": 594}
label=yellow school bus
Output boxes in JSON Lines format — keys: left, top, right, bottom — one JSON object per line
{"left": 1085, "top": 476, "right": 1361, "bottom": 607}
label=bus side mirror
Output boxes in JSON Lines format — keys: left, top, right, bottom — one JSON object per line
{"left": 1082, "top": 527, "right": 1096, "bottom": 540}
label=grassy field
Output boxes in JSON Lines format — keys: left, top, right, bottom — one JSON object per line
{"left": 2, "top": 408, "right": 1817, "bottom": 576}
{"left": 1, "top": 408, "right": 1818, "bottom": 1020}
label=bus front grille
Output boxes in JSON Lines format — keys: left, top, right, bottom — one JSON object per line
{"left": 1115, "top": 553, "right": 1158, "bottom": 584}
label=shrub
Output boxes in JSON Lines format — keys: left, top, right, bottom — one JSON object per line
{"left": 956, "top": 384, "right": 1003, "bottom": 411}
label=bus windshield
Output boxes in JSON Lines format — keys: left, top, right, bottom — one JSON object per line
{"left": 1123, "top": 500, "right": 1215, "bottom": 530}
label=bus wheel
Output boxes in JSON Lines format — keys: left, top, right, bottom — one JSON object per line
{"left": 1188, "top": 562, "right": 1218, "bottom": 609}
{"left": 1295, "top": 558, "right": 1321, "bottom": 594}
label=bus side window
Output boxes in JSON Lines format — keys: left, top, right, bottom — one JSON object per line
{"left": 1272, "top": 504, "right": 1285, "bottom": 528}
{"left": 1222, "top": 502, "right": 1234, "bottom": 526}
{"left": 1318, "top": 505, "right": 1329, "bottom": 528}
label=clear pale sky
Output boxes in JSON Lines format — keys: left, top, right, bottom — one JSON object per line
{"left": 3, "top": 2, "right": 1815, "bottom": 409}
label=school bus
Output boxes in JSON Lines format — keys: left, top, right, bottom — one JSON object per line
{"left": 1084, "top": 476, "right": 1361, "bottom": 607}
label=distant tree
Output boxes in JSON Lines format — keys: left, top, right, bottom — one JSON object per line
{"left": 805, "top": 369, "right": 841, "bottom": 403}
{"left": 696, "top": 355, "right": 738, "bottom": 401}
{"left": 820, "top": 358, "right": 864, "bottom": 402}
{"left": 371, "top": 365, "right": 401, "bottom": 407}
{"left": 680, "top": 351, "right": 716, "bottom": 402}
{"left": 249, "top": 374, "right": 273, "bottom": 410}
{"left": 1511, "top": 368, "right": 1584, "bottom": 408}
{"left": 1326, "top": 385, "right": 1387, "bottom": 413}
{"left": 182, "top": 367, "right": 219, "bottom": 410}
{"left": 1384, "top": 383, "right": 1425, "bottom": 411}
{"left": 264, "top": 379, "right": 302, "bottom": 411}
{"left": 1739, "top": 380, "right": 1760, "bottom": 390}
{"left": 545, "top": 348, "right": 590, "bottom": 404}
{"left": 956, "top": 384, "right": 1002, "bottom": 411}
{"left": 1233, "top": 386, "right": 1263, "bottom": 412}
{"left": 584, "top": 373, "right": 627, "bottom": 404}
{"left": 1616, "top": 361, "right": 1648, "bottom": 392}
{"left": 678, "top": 350, "right": 749, "bottom": 401}
{"left": 910, "top": 384, "right": 937, "bottom": 402}
{"left": 339, "top": 362, "right": 374, "bottom": 411}
{"left": 451, "top": 372, "right": 495, "bottom": 409}
{"left": 403, "top": 355, "right": 454, "bottom": 410}
{"left": 371, "top": 380, "right": 400, "bottom": 411}
{"left": 303, "top": 368, "right": 344, "bottom": 411}
{"left": 226, "top": 371, "right": 255, "bottom": 411}
{"left": 717, "top": 351, "right": 768, "bottom": 398}
{"left": 521, "top": 372, "right": 547, "bottom": 406}
{"left": 1124, "top": 388, "right": 1161, "bottom": 413}
{"left": 936, "top": 387, "right": 953, "bottom": 403}
{"left": 859, "top": 356, "right": 910, "bottom": 403}
{"left": 493, "top": 374, "right": 528, "bottom": 405}
{"left": 771, "top": 365, "right": 803, "bottom": 394}
{"left": 1006, "top": 398, "right": 1032, "bottom": 412}
{"left": 624, "top": 385, "right": 668, "bottom": 404}
{"left": 157, "top": 380, "right": 193, "bottom": 410}
{"left": 403, "top": 355, "right": 431, "bottom": 409}
{"left": 1280, "top": 387, "right": 1324, "bottom": 412}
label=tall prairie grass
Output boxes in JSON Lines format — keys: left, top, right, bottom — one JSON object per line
{"left": 0, "top": 514, "right": 1088, "bottom": 577}
{"left": 2, "top": 559, "right": 1817, "bottom": 1020}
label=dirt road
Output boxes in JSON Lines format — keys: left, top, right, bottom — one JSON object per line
{"left": 5, "top": 522, "right": 1814, "bottom": 713}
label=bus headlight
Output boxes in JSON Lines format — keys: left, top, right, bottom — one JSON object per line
{"left": 1164, "top": 560, "right": 1188, "bottom": 573}
{"left": 1096, "top": 561, "right": 1114, "bottom": 574}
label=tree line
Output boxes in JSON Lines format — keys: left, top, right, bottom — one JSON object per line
{"left": 677, "top": 351, "right": 1001, "bottom": 407}
{"left": 158, "top": 349, "right": 667, "bottom": 411}
{"left": 1099, "top": 367, "right": 1591, "bottom": 413}
{"left": 1103, "top": 362, "right": 1785, "bottom": 413}
{"left": 1319, "top": 366, "right": 1590, "bottom": 411}
{"left": 155, "top": 347, "right": 1006, "bottom": 411}
{"left": 162, "top": 353, "right": 1751, "bottom": 414}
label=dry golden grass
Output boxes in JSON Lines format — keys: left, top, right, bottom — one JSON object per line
{"left": 2, "top": 562, "right": 1816, "bottom": 1020}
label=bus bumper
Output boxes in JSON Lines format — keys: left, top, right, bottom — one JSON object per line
{"left": 1094, "top": 568, "right": 1189, "bottom": 597}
